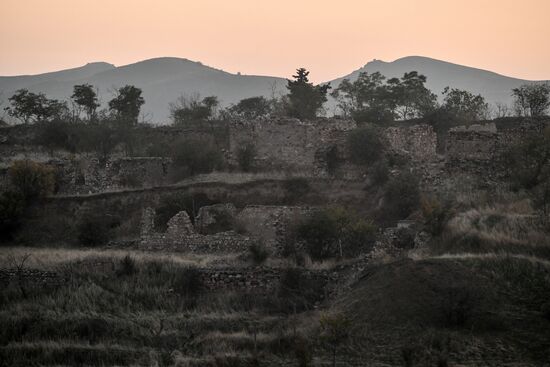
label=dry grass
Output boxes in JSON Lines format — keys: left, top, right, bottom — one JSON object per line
{"left": 0, "top": 246, "right": 240, "bottom": 269}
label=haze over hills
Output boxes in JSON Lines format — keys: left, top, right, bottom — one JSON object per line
{"left": 1, "top": 56, "right": 548, "bottom": 123}
{"left": 325, "top": 56, "right": 549, "bottom": 112}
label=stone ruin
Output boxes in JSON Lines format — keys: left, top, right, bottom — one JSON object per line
{"left": 140, "top": 203, "right": 314, "bottom": 254}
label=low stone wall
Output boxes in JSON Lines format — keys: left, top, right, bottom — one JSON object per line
{"left": 200, "top": 267, "right": 335, "bottom": 293}
{"left": 0, "top": 268, "right": 66, "bottom": 287}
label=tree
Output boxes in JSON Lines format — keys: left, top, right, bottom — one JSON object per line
{"left": 286, "top": 68, "right": 330, "bottom": 120}
{"left": 229, "top": 96, "right": 272, "bottom": 119}
{"left": 441, "top": 87, "right": 488, "bottom": 122}
{"left": 319, "top": 313, "right": 351, "bottom": 367}
{"left": 382, "top": 172, "right": 421, "bottom": 220}
{"left": 71, "top": 84, "right": 100, "bottom": 121}
{"left": 0, "top": 191, "right": 26, "bottom": 243}
{"left": 108, "top": 85, "right": 145, "bottom": 125}
{"left": 331, "top": 71, "right": 395, "bottom": 123}
{"left": 6, "top": 89, "right": 66, "bottom": 123}
{"left": 512, "top": 83, "right": 550, "bottom": 117}
{"left": 388, "top": 71, "right": 437, "bottom": 120}
{"left": 170, "top": 94, "right": 219, "bottom": 125}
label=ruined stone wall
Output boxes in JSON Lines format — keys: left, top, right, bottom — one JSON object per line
{"left": 384, "top": 124, "right": 438, "bottom": 161}
{"left": 227, "top": 118, "right": 358, "bottom": 177}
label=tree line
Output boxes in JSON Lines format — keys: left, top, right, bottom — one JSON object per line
{"left": 1, "top": 68, "right": 549, "bottom": 126}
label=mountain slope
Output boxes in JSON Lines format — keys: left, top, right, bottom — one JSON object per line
{"left": 0, "top": 57, "right": 287, "bottom": 123}
{"left": 326, "top": 56, "right": 549, "bottom": 111}
{"left": 1, "top": 56, "right": 548, "bottom": 123}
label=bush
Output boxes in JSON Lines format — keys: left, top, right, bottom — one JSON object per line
{"left": 34, "top": 120, "right": 74, "bottom": 153}
{"left": 117, "top": 255, "right": 137, "bottom": 277}
{"left": 381, "top": 172, "right": 420, "bottom": 221}
{"left": 283, "top": 178, "right": 311, "bottom": 203}
{"left": 441, "top": 286, "right": 478, "bottom": 327}
{"left": 0, "top": 191, "right": 26, "bottom": 243}
{"left": 172, "top": 267, "right": 203, "bottom": 297}
{"left": 278, "top": 268, "right": 326, "bottom": 312}
{"left": 77, "top": 214, "right": 114, "bottom": 246}
{"left": 370, "top": 159, "right": 389, "bottom": 185}
{"left": 421, "top": 196, "right": 454, "bottom": 236}
{"left": 236, "top": 142, "right": 256, "bottom": 172}
{"left": 171, "top": 138, "right": 223, "bottom": 177}
{"left": 9, "top": 160, "right": 55, "bottom": 200}
{"left": 249, "top": 242, "right": 270, "bottom": 265}
{"left": 296, "top": 207, "right": 377, "bottom": 260}
{"left": 347, "top": 126, "right": 384, "bottom": 165}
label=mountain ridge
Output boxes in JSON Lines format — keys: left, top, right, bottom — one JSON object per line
{"left": 1, "top": 56, "right": 548, "bottom": 123}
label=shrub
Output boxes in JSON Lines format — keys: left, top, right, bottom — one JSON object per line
{"left": 171, "top": 138, "right": 223, "bottom": 177}
{"left": 347, "top": 126, "right": 384, "bottom": 165}
{"left": 0, "top": 191, "right": 26, "bottom": 243}
{"left": 294, "top": 336, "right": 313, "bottom": 367}
{"left": 34, "top": 120, "right": 74, "bottom": 153}
{"left": 382, "top": 172, "right": 420, "bottom": 221}
{"left": 236, "top": 142, "right": 256, "bottom": 172}
{"left": 296, "top": 207, "right": 377, "bottom": 260}
{"left": 77, "top": 215, "right": 111, "bottom": 246}
{"left": 9, "top": 160, "right": 55, "bottom": 200}
{"left": 278, "top": 268, "right": 326, "bottom": 312}
{"left": 370, "top": 159, "right": 389, "bottom": 185}
{"left": 441, "top": 286, "right": 478, "bottom": 327}
{"left": 117, "top": 255, "right": 137, "bottom": 277}
{"left": 421, "top": 196, "right": 454, "bottom": 236}
{"left": 324, "top": 145, "right": 340, "bottom": 175}
{"left": 249, "top": 242, "right": 270, "bottom": 265}
{"left": 283, "top": 178, "right": 311, "bottom": 203}
{"left": 172, "top": 267, "right": 203, "bottom": 297}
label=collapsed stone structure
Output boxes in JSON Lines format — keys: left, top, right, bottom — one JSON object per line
{"left": 140, "top": 203, "right": 314, "bottom": 254}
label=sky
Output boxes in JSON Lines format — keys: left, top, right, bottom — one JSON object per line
{"left": 1, "top": 0, "right": 550, "bottom": 83}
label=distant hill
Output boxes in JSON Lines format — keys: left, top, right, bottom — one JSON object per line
{"left": 0, "top": 57, "right": 287, "bottom": 123}
{"left": 1, "top": 56, "right": 548, "bottom": 123}
{"left": 325, "top": 56, "right": 549, "bottom": 114}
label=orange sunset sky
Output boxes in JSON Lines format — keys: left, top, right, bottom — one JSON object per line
{"left": 1, "top": 0, "right": 549, "bottom": 82}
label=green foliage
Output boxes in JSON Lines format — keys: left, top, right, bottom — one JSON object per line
{"left": 286, "top": 68, "right": 330, "bottom": 120}
{"left": 6, "top": 89, "right": 67, "bottom": 123}
{"left": 71, "top": 84, "right": 100, "bottom": 121}
{"left": 347, "top": 126, "right": 384, "bottom": 165}
{"left": 229, "top": 96, "right": 271, "bottom": 119}
{"left": 77, "top": 214, "right": 112, "bottom": 246}
{"left": 512, "top": 83, "right": 550, "bottom": 117}
{"left": 9, "top": 160, "right": 55, "bottom": 200}
{"left": 108, "top": 85, "right": 145, "bottom": 125}
{"left": 0, "top": 191, "right": 26, "bottom": 243}
{"left": 297, "top": 207, "right": 377, "bottom": 260}
{"left": 171, "top": 137, "right": 224, "bottom": 177}
{"left": 387, "top": 71, "right": 438, "bottom": 120}
{"left": 441, "top": 87, "right": 488, "bottom": 122}
{"left": 382, "top": 172, "right": 421, "bottom": 221}
{"left": 332, "top": 71, "right": 436, "bottom": 123}
{"left": 236, "top": 142, "right": 256, "bottom": 172}
{"left": 249, "top": 241, "right": 270, "bottom": 265}
{"left": 170, "top": 95, "right": 219, "bottom": 125}
{"left": 34, "top": 119, "right": 75, "bottom": 153}
{"left": 370, "top": 159, "right": 389, "bottom": 185}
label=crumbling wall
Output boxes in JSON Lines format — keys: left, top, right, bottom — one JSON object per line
{"left": 140, "top": 207, "right": 251, "bottom": 253}
{"left": 384, "top": 124, "right": 438, "bottom": 161}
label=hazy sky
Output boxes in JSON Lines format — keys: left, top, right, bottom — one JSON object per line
{"left": 1, "top": 0, "right": 549, "bottom": 82}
